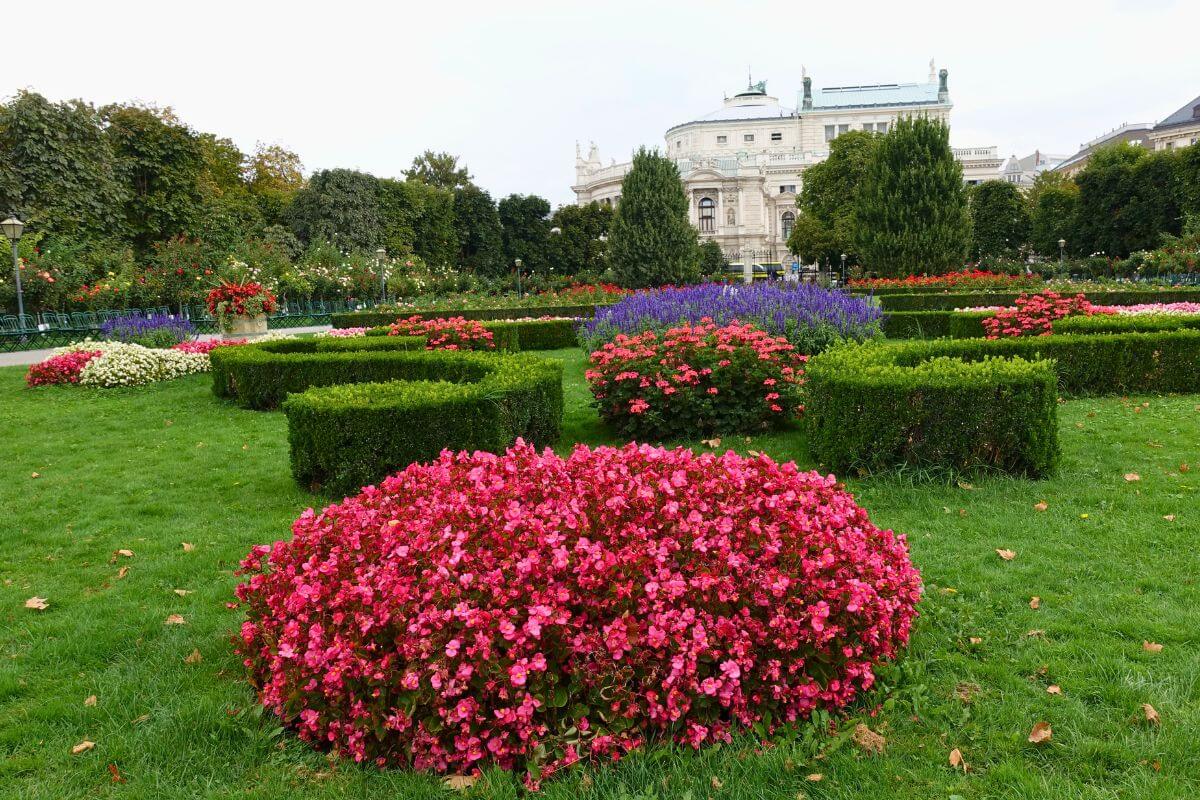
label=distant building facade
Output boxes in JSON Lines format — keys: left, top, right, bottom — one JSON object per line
{"left": 1148, "top": 93, "right": 1200, "bottom": 151}
{"left": 1054, "top": 122, "right": 1154, "bottom": 177}
{"left": 573, "top": 63, "right": 997, "bottom": 263}
{"left": 999, "top": 150, "right": 1069, "bottom": 187}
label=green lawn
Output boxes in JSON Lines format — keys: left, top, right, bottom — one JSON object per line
{"left": 1, "top": 349, "right": 1198, "bottom": 799}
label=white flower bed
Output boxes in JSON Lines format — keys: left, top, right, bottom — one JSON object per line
{"left": 53, "top": 335, "right": 294, "bottom": 388}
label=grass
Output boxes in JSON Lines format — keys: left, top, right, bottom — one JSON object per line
{"left": 1, "top": 348, "right": 1198, "bottom": 799}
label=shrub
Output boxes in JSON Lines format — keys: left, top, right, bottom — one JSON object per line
{"left": 25, "top": 350, "right": 102, "bottom": 387}
{"left": 581, "top": 282, "right": 882, "bottom": 354}
{"left": 849, "top": 269, "right": 1040, "bottom": 292}
{"left": 100, "top": 313, "right": 196, "bottom": 348}
{"left": 210, "top": 339, "right": 563, "bottom": 494}
{"left": 1054, "top": 313, "right": 1200, "bottom": 334}
{"left": 387, "top": 315, "right": 496, "bottom": 350}
{"left": 331, "top": 303, "right": 604, "bottom": 329}
{"left": 235, "top": 441, "right": 922, "bottom": 784}
{"left": 586, "top": 320, "right": 806, "bottom": 440}
{"left": 982, "top": 291, "right": 1105, "bottom": 338}
{"left": 872, "top": 287, "right": 1200, "bottom": 312}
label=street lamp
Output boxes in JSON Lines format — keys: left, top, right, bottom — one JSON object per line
{"left": 1058, "top": 239, "right": 1066, "bottom": 270}
{"left": 375, "top": 247, "right": 387, "bottom": 305}
{"left": 514, "top": 258, "right": 523, "bottom": 299}
{"left": 840, "top": 253, "right": 847, "bottom": 285}
{"left": 2, "top": 213, "right": 25, "bottom": 325}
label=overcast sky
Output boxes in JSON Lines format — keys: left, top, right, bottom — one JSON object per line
{"left": 6, "top": 0, "right": 1198, "bottom": 206}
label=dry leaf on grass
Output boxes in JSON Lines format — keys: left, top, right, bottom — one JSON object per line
{"left": 954, "top": 682, "right": 980, "bottom": 703}
{"left": 1142, "top": 704, "right": 1160, "bottom": 725}
{"left": 1163, "top": 514, "right": 1176, "bottom": 522}
{"left": 1026, "top": 629, "right": 1047, "bottom": 638}
{"left": 851, "top": 723, "right": 886, "bottom": 754}
{"left": 181, "top": 542, "right": 195, "bottom": 552}
{"left": 84, "top": 694, "right": 97, "bottom": 707}
{"left": 184, "top": 649, "right": 203, "bottom": 665}
{"left": 701, "top": 438, "right": 721, "bottom": 448}
{"left": 1028, "top": 721, "right": 1053, "bottom": 744}
{"left": 24, "top": 596, "right": 49, "bottom": 610}
{"left": 1143, "top": 640, "right": 1163, "bottom": 653}
{"left": 173, "top": 589, "right": 192, "bottom": 597}
{"left": 1180, "top": 462, "right": 1191, "bottom": 473}
{"left": 806, "top": 773, "right": 824, "bottom": 782}
{"left": 996, "top": 548, "right": 1017, "bottom": 561}
{"left": 957, "top": 481, "right": 975, "bottom": 491}
{"left": 71, "top": 740, "right": 95, "bottom": 755}
{"left": 115, "top": 566, "right": 129, "bottom": 580}
{"left": 1046, "top": 685, "right": 1062, "bottom": 695}
{"left": 115, "top": 549, "right": 134, "bottom": 558}
{"left": 1033, "top": 501, "right": 1049, "bottom": 512}
{"left": 108, "top": 763, "right": 125, "bottom": 783}
{"left": 31, "top": 472, "right": 40, "bottom": 479}
{"left": 1030, "top": 596, "right": 1041, "bottom": 609}
{"left": 443, "top": 774, "right": 478, "bottom": 790}
{"left": 163, "top": 614, "right": 186, "bottom": 625}
{"left": 948, "top": 747, "right": 967, "bottom": 772}
{"left": 1124, "top": 473, "right": 1141, "bottom": 482}
{"left": 130, "top": 713, "right": 150, "bottom": 725}
{"left": 968, "top": 636, "right": 983, "bottom": 645}
{"left": 710, "top": 776, "right": 724, "bottom": 790}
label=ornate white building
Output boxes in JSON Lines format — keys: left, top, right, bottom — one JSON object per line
{"left": 574, "top": 64, "right": 1000, "bottom": 263}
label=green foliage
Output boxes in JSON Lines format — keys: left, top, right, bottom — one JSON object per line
{"left": 452, "top": 185, "right": 505, "bottom": 275}
{"left": 793, "top": 130, "right": 879, "bottom": 264}
{"left": 854, "top": 117, "right": 970, "bottom": 276}
{"left": 498, "top": 193, "right": 553, "bottom": 274}
{"left": 287, "top": 168, "right": 382, "bottom": 252}
{"left": 698, "top": 238, "right": 727, "bottom": 279}
{"left": 969, "top": 180, "right": 1029, "bottom": 260}
{"left": 608, "top": 148, "right": 699, "bottom": 287}
{"left": 332, "top": 304, "right": 603, "bottom": 328}
{"left": 805, "top": 342, "right": 1059, "bottom": 477}
{"left": 1030, "top": 184, "right": 1079, "bottom": 257}
{"left": 1053, "top": 313, "right": 1200, "bottom": 334}
{"left": 873, "top": 287, "right": 1200, "bottom": 311}
{"left": 549, "top": 201, "right": 613, "bottom": 275}
{"left": 403, "top": 150, "right": 473, "bottom": 192}
{"left": 786, "top": 213, "right": 839, "bottom": 264}
{"left": 0, "top": 91, "right": 129, "bottom": 242}
{"left": 1072, "top": 144, "right": 1183, "bottom": 257}
{"left": 210, "top": 339, "right": 562, "bottom": 494}
{"left": 364, "top": 318, "right": 578, "bottom": 350}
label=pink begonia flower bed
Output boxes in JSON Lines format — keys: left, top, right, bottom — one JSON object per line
{"left": 235, "top": 441, "right": 921, "bottom": 786}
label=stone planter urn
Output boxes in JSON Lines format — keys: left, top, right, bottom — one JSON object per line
{"left": 224, "top": 313, "right": 269, "bottom": 338}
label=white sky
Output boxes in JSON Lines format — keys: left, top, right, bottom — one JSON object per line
{"left": 5, "top": 0, "right": 1199, "bottom": 207}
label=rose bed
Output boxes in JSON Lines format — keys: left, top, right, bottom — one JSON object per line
{"left": 236, "top": 441, "right": 921, "bottom": 785}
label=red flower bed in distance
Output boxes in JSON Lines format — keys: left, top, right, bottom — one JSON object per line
{"left": 387, "top": 315, "right": 496, "bottom": 350}
{"left": 235, "top": 441, "right": 921, "bottom": 786}
{"left": 982, "top": 291, "right": 1110, "bottom": 338}
{"left": 25, "top": 349, "right": 102, "bottom": 386}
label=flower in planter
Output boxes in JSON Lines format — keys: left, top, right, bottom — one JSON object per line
{"left": 206, "top": 279, "right": 278, "bottom": 331}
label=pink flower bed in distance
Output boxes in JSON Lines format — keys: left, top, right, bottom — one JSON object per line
{"left": 172, "top": 338, "right": 249, "bottom": 354}
{"left": 387, "top": 315, "right": 495, "bottom": 350}
{"left": 235, "top": 441, "right": 921, "bottom": 786}
{"left": 982, "top": 291, "right": 1108, "bottom": 338}
{"left": 25, "top": 349, "right": 102, "bottom": 386}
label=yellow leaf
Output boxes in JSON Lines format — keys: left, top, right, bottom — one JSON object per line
{"left": 31, "top": 472, "right": 40, "bottom": 479}
{"left": 851, "top": 723, "right": 886, "bottom": 754}
{"left": 116, "top": 549, "right": 134, "bottom": 558}
{"left": 996, "top": 548, "right": 1017, "bottom": 561}
{"left": 1026, "top": 629, "right": 1046, "bottom": 638}
{"left": 806, "top": 773, "right": 824, "bottom": 782}
{"left": 1080, "top": 513, "right": 1090, "bottom": 519}
{"left": 181, "top": 542, "right": 195, "bottom": 552}
{"left": 443, "top": 774, "right": 478, "bottom": 790}
{"left": 939, "top": 587, "right": 957, "bottom": 595}
{"left": 1163, "top": 514, "right": 1176, "bottom": 522}
{"left": 173, "top": 589, "right": 193, "bottom": 597}
{"left": 1030, "top": 596, "right": 1041, "bottom": 610}
{"left": 1033, "top": 501, "right": 1049, "bottom": 512}
{"left": 84, "top": 694, "right": 98, "bottom": 706}
{"left": 710, "top": 776, "right": 724, "bottom": 790}
{"left": 71, "top": 740, "right": 95, "bottom": 755}
{"left": 24, "top": 596, "right": 49, "bottom": 611}
{"left": 164, "top": 614, "right": 186, "bottom": 625}
{"left": 1046, "top": 685, "right": 1062, "bottom": 695}
{"left": 701, "top": 438, "right": 722, "bottom": 448}
{"left": 1124, "top": 473, "right": 1141, "bottom": 482}
{"left": 968, "top": 636, "right": 982, "bottom": 645}
{"left": 1143, "top": 640, "right": 1163, "bottom": 653}
{"left": 1028, "top": 721, "right": 1053, "bottom": 744}
{"left": 131, "top": 713, "right": 150, "bottom": 725}
{"left": 948, "top": 747, "right": 967, "bottom": 771}
{"left": 184, "top": 649, "right": 203, "bottom": 665}
{"left": 957, "top": 481, "right": 975, "bottom": 491}
{"left": 1142, "top": 703, "right": 1160, "bottom": 725}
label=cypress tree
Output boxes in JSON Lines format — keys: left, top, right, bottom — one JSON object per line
{"left": 969, "top": 180, "right": 1030, "bottom": 260}
{"left": 854, "top": 116, "right": 970, "bottom": 276}
{"left": 608, "top": 148, "right": 699, "bottom": 287}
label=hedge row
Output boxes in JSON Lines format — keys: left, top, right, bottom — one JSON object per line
{"left": 804, "top": 329, "right": 1200, "bottom": 477}
{"left": 210, "top": 339, "right": 563, "bottom": 495}
{"left": 362, "top": 318, "right": 579, "bottom": 350}
{"left": 330, "top": 303, "right": 605, "bottom": 329}
{"left": 872, "top": 287, "right": 1200, "bottom": 312}
{"left": 881, "top": 311, "right": 989, "bottom": 339}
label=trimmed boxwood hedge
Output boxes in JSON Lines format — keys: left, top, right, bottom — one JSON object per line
{"left": 330, "top": 303, "right": 606, "bottom": 329}
{"left": 872, "top": 288, "right": 1200, "bottom": 312}
{"left": 882, "top": 311, "right": 991, "bottom": 339}
{"left": 362, "top": 318, "right": 578, "bottom": 350}
{"left": 210, "top": 339, "right": 563, "bottom": 495}
{"left": 804, "top": 329, "right": 1200, "bottom": 477}
{"left": 1053, "top": 313, "right": 1200, "bottom": 335}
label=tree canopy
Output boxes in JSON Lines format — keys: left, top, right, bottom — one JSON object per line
{"left": 607, "top": 148, "right": 699, "bottom": 287}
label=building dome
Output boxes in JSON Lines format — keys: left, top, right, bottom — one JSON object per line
{"left": 691, "top": 79, "right": 796, "bottom": 123}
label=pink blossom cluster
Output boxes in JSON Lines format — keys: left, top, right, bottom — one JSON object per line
{"left": 172, "top": 338, "right": 250, "bottom": 354}
{"left": 1093, "top": 302, "right": 1200, "bottom": 316}
{"left": 585, "top": 319, "right": 807, "bottom": 439}
{"left": 25, "top": 349, "right": 102, "bottom": 386}
{"left": 235, "top": 441, "right": 921, "bottom": 786}
{"left": 982, "top": 291, "right": 1111, "bottom": 338}
{"left": 323, "top": 326, "right": 370, "bottom": 338}
{"left": 387, "top": 315, "right": 495, "bottom": 350}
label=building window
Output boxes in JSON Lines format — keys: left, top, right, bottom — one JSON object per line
{"left": 743, "top": 133, "right": 755, "bottom": 143}
{"left": 1193, "top": 104, "right": 1200, "bottom": 119}
{"left": 779, "top": 184, "right": 796, "bottom": 194}
{"left": 838, "top": 124, "right": 849, "bottom": 135}
{"left": 716, "top": 135, "right": 727, "bottom": 144}
{"left": 676, "top": 140, "right": 683, "bottom": 150}
{"left": 698, "top": 197, "right": 716, "bottom": 233}
{"left": 824, "top": 125, "right": 835, "bottom": 142}
{"left": 862, "top": 123, "right": 874, "bottom": 132}
{"left": 770, "top": 131, "right": 782, "bottom": 141}
{"left": 877, "top": 121, "right": 888, "bottom": 134}
{"left": 781, "top": 211, "right": 795, "bottom": 239}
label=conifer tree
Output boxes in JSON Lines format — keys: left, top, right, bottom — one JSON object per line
{"left": 969, "top": 180, "right": 1030, "bottom": 260}
{"left": 854, "top": 116, "right": 970, "bottom": 275}
{"left": 608, "top": 148, "right": 699, "bottom": 287}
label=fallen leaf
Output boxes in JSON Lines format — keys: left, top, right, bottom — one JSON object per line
{"left": 1142, "top": 704, "right": 1160, "bottom": 725}
{"left": 116, "top": 549, "right": 134, "bottom": 558}
{"left": 1030, "top": 596, "right": 1041, "bottom": 610}
{"left": 948, "top": 747, "right": 967, "bottom": 772}
{"left": 184, "top": 648, "right": 203, "bottom": 665}
{"left": 806, "top": 773, "right": 824, "bottom": 782}
{"left": 1080, "top": 513, "right": 1090, "bottom": 519}
{"left": 24, "top": 596, "right": 49, "bottom": 611}
{"left": 1026, "top": 629, "right": 1046, "bottom": 638}
{"left": 181, "top": 542, "right": 195, "bottom": 552}
{"left": 957, "top": 481, "right": 975, "bottom": 491}
{"left": 31, "top": 472, "right": 40, "bottom": 479}
{"left": 710, "top": 776, "right": 724, "bottom": 790}
{"left": 1180, "top": 462, "right": 1191, "bottom": 473}
{"left": 84, "top": 694, "right": 97, "bottom": 707}
{"left": 996, "top": 548, "right": 1016, "bottom": 561}
{"left": 939, "top": 587, "right": 958, "bottom": 595}
{"left": 115, "top": 566, "right": 129, "bottom": 580}
{"left": 164, "top": 614, "right": 186, "bottom": 625}
{"left": 747, "top": 449, "right": 761, "bottom": 458}
{"left": 443, "top": 774, "right": 478, "bottom": 790}
{"left": 1163, "top": 514, "right": 1176, "bottom": 522}
{"left": 131, "top": 713, "right": 150, "bottom": 724}
{"left": 1046, "top": 685, "right": 1062, "bottom": 695}
{"left": 1143, "top": 640, "right": 1163, "bottom": 653}
{"left": 851, "top": 723, "right": 886, "bottom": 754}
{"left": 701, "top": 437, "right": 721, "bottom": 448}
{"left": 71, "top": 740, "right": 95, "bottom": 755}
{"left": 1033, "top": 501, "right": 1049, "bottom": 512}
{"left": 173, "top": 589, "right": 193, "bottom": 597}
{"left": 1028, "top": 721, "right": 1053, "bottom": 744}
{"left": 108, "top": 763, "right": 125, "bottom": 783}
{"left": 954, "top": 682, "right": 980, "bottom": 703}
{"left": 1124, "top": 473, "right": 1141, "bottom": 482}
{"left": 968, "top": 636, "right": 982, "bottom": 645}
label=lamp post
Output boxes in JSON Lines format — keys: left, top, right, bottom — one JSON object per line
{"left": 375, "top": 247, "right": 387, "bottom": 305}
{"left": 840, "top": 253, "right": 847, "bottom": 286}
{"left": 514, "top": 258, "right": 523, "bottom": 299}
{"left": 2, "top": 214, "right": 25, "bottom": 325}
{"left": 1058, "top": 239, "right": 1066, "bottom": 270}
